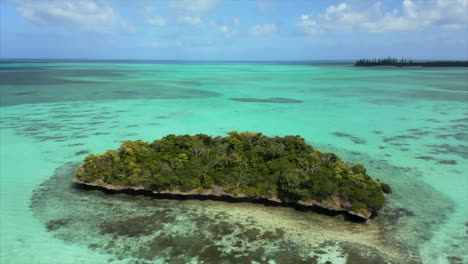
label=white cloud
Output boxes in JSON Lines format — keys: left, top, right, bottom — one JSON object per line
{"left": 168, "top": 0, "right": 218, "bottom": 13}
{"left": 298, "top": 0, "right": 468, "bottom": 34}
{"left": 249, "top": 24, "right": 277, "bottom": 36}
{"left": 151, "top": 40, "right": 182, "bottom": 48}
{"left": 144, "top": 7, "right": 166, "bottom": 26}
{"left": 257, "top": 0, "right": 274, "bottom": 11}
{"left": 11, "top": 0, "right": 132, "bottom": 33}
{"left": 233, "top": 17, "right": 240, "bottom": 26}
{"left": 219, "top": 25, "right": 229, "bottom": 33}
{"left": 208, "top": 19, "right": 237, "bottom": 38}
{"left": 217, "top": 25, "right": 235, "bottom": 38}
{"left": 181, "top": 15, "right": 202, "bottom": 25}
{"left": 297, "top": 15, "right": 318, "bottom": 35}
{"left": 147, "top": 16, "right": 166, "bottom": 26}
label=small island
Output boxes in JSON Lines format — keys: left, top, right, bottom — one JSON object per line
{"left": 355, "top": 57, "right": 468, "bottom": 67}
{"left": 74, "top": 132, "right": 391, "bottom": 220}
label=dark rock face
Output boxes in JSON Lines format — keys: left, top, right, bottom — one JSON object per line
{"left": 73, "top": 178, "right": 373, "bottom": 221}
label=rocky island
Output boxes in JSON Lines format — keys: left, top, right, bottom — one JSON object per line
{"left": 74, "top": 132, "right": 391, "bottom": 220}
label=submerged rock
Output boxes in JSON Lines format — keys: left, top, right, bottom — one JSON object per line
{"left": 229, "top": 97, "right": 303, "bottom": 103}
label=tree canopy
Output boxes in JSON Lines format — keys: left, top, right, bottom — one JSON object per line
{"left": 76, "top": 132, "right": 391, "bottom": 217}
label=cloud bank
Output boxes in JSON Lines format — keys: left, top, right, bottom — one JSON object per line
{"left": 298, "top": 0, "right": 468, "bottom": 34}
{"left": 250, "top": 24, "right": 277, "bottom": 36}
{"left": 11, "top": 0, "right": 132, "bottom": 33}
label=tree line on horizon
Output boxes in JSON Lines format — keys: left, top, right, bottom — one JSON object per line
{"left": 355, "top": 57, "right": 414, "bottom": 66}
{"left": 355, "top": 57, "right": 468, "bottom": 67}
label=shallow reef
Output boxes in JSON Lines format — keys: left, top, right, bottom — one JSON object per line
{"left": 31, "top": 163, "right": 417, "bottom": 264}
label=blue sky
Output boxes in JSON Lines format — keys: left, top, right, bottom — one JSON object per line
{"left": 1, "top": 0, "right": 467, "bottom": 60}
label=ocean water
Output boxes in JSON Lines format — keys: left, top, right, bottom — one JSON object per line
{"left": 0, "top": 60, "right": 467, "bottom": 264}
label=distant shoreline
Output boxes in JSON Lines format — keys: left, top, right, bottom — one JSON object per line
{"left": 355, "top": 58, "right": 468, "bottom": 67}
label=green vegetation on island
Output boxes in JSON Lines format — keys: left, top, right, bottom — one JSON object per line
{"left": 75, "top": 132, "right": 391, "bottom": 219}
{"left": 355, "top": 57, "right": 468, "bottom": 67}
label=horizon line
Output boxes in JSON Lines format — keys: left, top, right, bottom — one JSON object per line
{"left": 1, "top": 57, "right": 467, "bottom": 62}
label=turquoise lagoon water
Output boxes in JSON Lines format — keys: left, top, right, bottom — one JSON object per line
{"left": 0, "top": 61, "right": 467, "bottom": 264}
